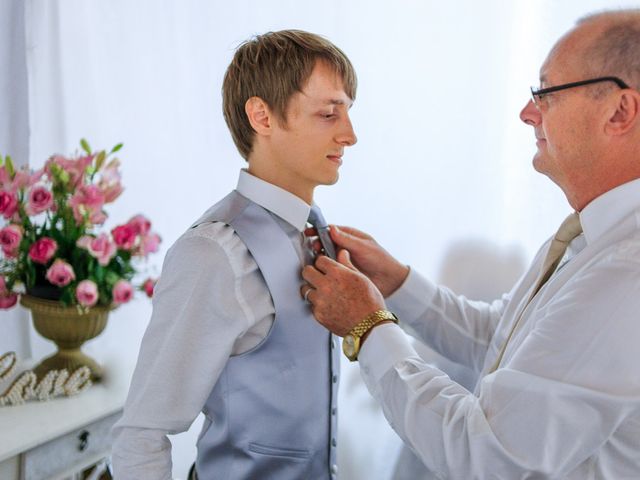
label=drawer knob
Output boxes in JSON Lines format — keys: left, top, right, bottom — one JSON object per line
{"left": 78, "top": 430, "right": 90, "bottom": 451}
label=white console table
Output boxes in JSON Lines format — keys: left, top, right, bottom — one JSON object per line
{"left": 0, "top": 359, "right": 133, "bottom": 480}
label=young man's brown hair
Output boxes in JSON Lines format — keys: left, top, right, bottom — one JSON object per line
{"left": 222, "top": 29, "right": 357, "bottom": 160}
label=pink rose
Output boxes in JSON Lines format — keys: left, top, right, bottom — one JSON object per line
{"left": 28, "top": 237, "right": 58, "bottom": 264}
{"left": 77, "top": 234, "right": 116, "bottom": 266}
{"left": 128, "top": 214, "right": 151, "bottom": 236}
{"left": 69, "top": 184, "right": 106, "bottom": 225}
{"left": 0, "top": 292, "right": 17, "bottom": 309}
{"left": 0, "top": 276, "right": 17, "bottom": 308}
{"left": 112, "top": 279, "right": 133, "bottom": 305}
{"left": 0, "top": 190, "right": 18, "bottom": 219}
{"left": 138, "top": 233, "right": 161, "bottom": 256}
{"left": 26, "top": 185, "right": 54, "bottom": 215}
{"left": 76, "top": 280, "right": 99, "bottom": 307}
{"left": 141, "top": 278, "right": 157, "bottom": 298}
{"left": 45, "top": 259, "right": 76, "bottom": 287}
{"left": 0, "top": 224, "right": 23, "bottom": 257}
{"left": 111, "top": 224, "right": 137, "bottom": 250}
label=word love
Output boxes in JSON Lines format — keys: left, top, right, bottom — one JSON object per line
{"left": 0, "top": 352, "right": 92, "bottom": 406}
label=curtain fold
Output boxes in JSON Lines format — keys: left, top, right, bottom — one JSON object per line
{"left": 0, "top": 0, "right": 30, "bottom": 358}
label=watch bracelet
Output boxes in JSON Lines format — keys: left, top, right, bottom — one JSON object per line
{"left": 349, "top": 310, "right": 397, "bottom": 337}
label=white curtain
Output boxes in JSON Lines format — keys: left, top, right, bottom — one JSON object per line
{"left": 0, "top": 0, "right": 30, "bottom": 358}
{"left": 3, "top": 0, "right": 638, "bottom": 478}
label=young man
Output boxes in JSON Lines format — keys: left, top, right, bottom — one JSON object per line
{"left": 112, "top": 30, "right": 357, "bottom": 480}
{"left": 302, "top": 9, "right": 640, "bottom": 479}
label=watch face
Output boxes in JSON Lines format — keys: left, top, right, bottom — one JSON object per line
{"left": 343, "top": 335, "right": 356, "bottom": 357}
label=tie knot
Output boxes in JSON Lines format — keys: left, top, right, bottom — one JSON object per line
{"left": 555, "top": 212, "right": 583, "bottom": 244}
{"left": 307, "top": 205, "right": 328, "bottom": 229}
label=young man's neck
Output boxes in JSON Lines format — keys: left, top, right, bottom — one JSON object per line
{"left": 247, "top": 163, "right": 315, "bottom": 205}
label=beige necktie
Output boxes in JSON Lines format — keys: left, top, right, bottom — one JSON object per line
{"left": 488, "top": 212, "right": 583, "bottom": 373}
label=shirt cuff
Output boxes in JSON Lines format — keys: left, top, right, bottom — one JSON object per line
{"left": 385, "top": 267, "right": 438, "bottom": 321}
{"left": 358, "top": 322, "right": 421, "bottom": 386}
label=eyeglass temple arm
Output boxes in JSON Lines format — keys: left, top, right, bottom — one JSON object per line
{"left": 531, "top": 76, "right": 629, "bottom": 96}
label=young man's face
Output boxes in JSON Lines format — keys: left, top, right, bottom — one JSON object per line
{"left": 266, "top": 60, "right": 357, "bottom": 202}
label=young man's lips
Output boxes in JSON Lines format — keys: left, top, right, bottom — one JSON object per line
{"left": 327, "top": 155, "right": 343, "bottom": 164}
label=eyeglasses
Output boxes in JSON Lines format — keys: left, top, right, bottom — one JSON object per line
{"left": 530, "top": 76, "right": 629, "bottom": 107}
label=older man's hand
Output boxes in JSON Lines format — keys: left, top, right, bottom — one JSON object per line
{"left": 306, "top": 225, "right": 409, "bottom": 297}
{"left": 301, "top": 248, "right": 386, "bottom": 336}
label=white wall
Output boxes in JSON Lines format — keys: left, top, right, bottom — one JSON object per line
{"left": 2, "top": 1, "right": 639, "bottom": 478}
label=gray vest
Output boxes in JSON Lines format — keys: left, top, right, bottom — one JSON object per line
{"left": 193, "top": 191, "right": 340, "bottom": 479}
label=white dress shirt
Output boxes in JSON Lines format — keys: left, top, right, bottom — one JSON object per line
{"left": 111, "top": 170, "right": 312, "bottom": 480}
{"left": 360, "top": 179, "right": 640, "bottom": 479}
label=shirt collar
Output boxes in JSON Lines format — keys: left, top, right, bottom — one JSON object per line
{"left": 236, "top": 169, "right": 311, "bottom": 232}
{"left": 579, "top": 178, "right": 640, "bottom": 245}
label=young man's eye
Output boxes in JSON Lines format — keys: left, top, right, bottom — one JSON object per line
{"left": 321, "top": 112, "right": 336, "bottom": 119}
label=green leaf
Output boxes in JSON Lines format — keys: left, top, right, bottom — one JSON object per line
{"left": 110, "top": 143, "right": 123, "bottom": 154}
{"left": 5, "top": 155, "right": 15, "bottom": 178}
{"left": 26, "top": 262, "right": 36, "bottom": 288}
{"left": 61, "top": 288, "right": 73, "bottom": 306}
{"left": 94, "top": 264, "right": 105, "bottom": 283}
{"left": 105, "top": 271, "right": 119, "bottom": 287}
{"left": 80, "top": 138, "right": 92, "bottom": 154}
{"left": 95, "top": 150, "right": 106, "bottom": 171}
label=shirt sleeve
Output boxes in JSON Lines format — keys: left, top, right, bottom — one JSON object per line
{"left": 111, "top": 223, "right": 273, "bottom": 480}
{"left": 359, "top": 255, "right": 640, "bottom": 479}
{"left": 386, "top": 268, "right": 509, "bottom": 372}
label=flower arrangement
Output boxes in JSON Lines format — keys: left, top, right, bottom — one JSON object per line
{"left": 0, "top": 140, "right": 160, "bottom": 310}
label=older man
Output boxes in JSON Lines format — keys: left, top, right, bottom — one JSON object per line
{"left": 302, "top": 9, "right": 640, "bottom": 479}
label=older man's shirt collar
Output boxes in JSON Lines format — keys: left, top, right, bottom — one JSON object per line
{"left": 579, "top": 178, "right": 640, "bottom": 245}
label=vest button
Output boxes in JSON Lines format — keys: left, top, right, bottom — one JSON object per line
{"left": 332, "top": 374, "right": 338, "bottom": 383}
{"left": 332, "top": 407, "right": 337, "bottom": 415}
{"left": 331, "top": 438, "right": 337, "bottom": 447}
{"left": 331, "top": 464, "right": 339, "bottom": 475}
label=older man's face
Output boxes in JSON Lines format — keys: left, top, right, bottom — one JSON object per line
{"left": 519, "top": 25, "right": 604, "bottom": 201}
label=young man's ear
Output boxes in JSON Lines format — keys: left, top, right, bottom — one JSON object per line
{"left": 605, "top": 90, "right": 640, "bottom": 136}
{"left": 245, "top": 97, "right": 272, "bottom": 135}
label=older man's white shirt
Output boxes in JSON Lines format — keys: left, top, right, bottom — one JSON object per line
{"left": 360, "top": 179, "right": 640, "bottom": 479}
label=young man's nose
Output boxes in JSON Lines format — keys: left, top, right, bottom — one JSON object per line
{"left": 338, "top": 116, "right": 357, "bottom": 146}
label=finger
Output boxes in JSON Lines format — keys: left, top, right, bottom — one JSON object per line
{"left": 304, "top": 226, "right": 318, "bottom": 237}
{"left": 301, "top": 264, "right": 325, "bottom": 286}
{"left": 313, "top": 254, "right": 340, "bottom": 274}
{"left": 301, "top": 284, "right": 314, "bottom": 302}
{"left": 337, "top": 249, "right": 358, "bottom": 271}
{"left": 330, "top": 226, "right": 372, "bottom": 250}
{"left": 332, "top": 225, "right": 373, "bottom": 241}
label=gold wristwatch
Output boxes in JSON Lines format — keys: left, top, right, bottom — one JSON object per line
{"left": 342, "top": 310, "right": 398, "bottom": 361}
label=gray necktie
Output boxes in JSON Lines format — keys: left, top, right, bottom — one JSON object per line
{"left": 488, "top": 212, "right": 583, "bottom": 373}
{"left": 308, "top": 205, "right": 337, "bottom": 260}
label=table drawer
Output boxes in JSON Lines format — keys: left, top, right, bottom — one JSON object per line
{"left": 22, "top": 411, "right": 121, "bottom": 480}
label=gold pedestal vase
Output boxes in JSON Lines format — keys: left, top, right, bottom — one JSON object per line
{"left": 20, "top": 295, "right": 110, "bottom": 382}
